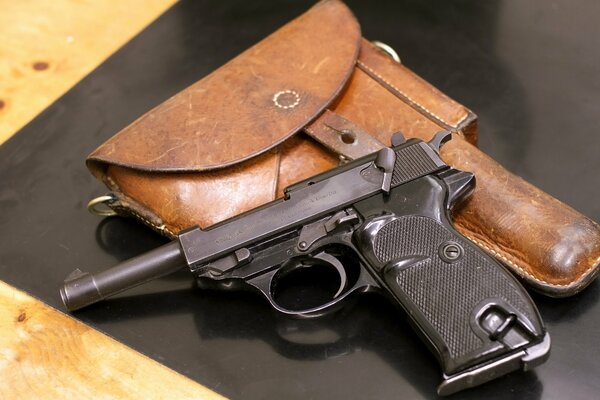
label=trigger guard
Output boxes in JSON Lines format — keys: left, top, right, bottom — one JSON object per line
{"left": 245, "top": 252, "right": 358, "bottom": 319}
{"left": 270, "top": 286, "right": 357, "bottom": 319}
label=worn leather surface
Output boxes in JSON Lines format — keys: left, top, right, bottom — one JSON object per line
{"left": 87, "top": 0, "right": 599, "bottom": 296}
{"left": 107, "top": 151, "right": 281, "bottom": 236}
{"left": 303, "top": 109, "right": 386, "bottom": 161}
{"left": 88, "top": 0, "right": 360, "bottom": 173}
{"left": 444, "top": 139, "right": 600, "bottom": 296}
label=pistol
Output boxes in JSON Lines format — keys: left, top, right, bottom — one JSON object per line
{"left": 60, "top": 132, "right": 550, "bottom": 395}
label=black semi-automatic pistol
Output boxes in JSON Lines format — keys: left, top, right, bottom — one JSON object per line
{"left": 60, "top": 132, "right": 550, "bottom": 395}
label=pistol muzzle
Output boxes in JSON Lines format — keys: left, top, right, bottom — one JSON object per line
{"left": 60, "top": 241, "right": 185, "bottom": 311}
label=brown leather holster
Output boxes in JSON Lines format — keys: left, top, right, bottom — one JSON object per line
{"left": 87, "top": 0, "right": 599, "bottom": 297}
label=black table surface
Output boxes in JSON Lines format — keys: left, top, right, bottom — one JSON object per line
{"left": 1, "top": 1, "right": 599, "bottom": 399}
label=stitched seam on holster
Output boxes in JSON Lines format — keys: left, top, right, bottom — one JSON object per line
{"left": 466, "top": 234, "right": 600, "bottom": 292}
{"left": 356, "top": 60, "right": 469, "bottom": 130}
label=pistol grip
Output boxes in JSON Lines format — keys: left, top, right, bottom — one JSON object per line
{"left": 356, "top": 213, "right": 549, "bottom": 395}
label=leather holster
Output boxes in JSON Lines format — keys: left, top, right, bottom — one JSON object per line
{"left": 87, "top": 0, "right": 600, "bottom": 297}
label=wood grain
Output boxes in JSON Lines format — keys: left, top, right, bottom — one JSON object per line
{"left": 0, "top": 1, "right": 224, "bottom": 398}
{"left": 0, "top": 281, "right": 225, "bottom": 400}
{"left": 0, "top": 0, "right": 176, "bottom": 143}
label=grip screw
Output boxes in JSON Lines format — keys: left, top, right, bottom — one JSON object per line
{"left": 440, "top": 241, "right": 464, "bottom": 263}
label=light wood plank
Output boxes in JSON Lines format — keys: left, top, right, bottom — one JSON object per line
{"left": 0, "top": 0, "right": 176, "bottom": 143}
{"left": 0, "top": 281, "right": 225, "bottom": 399}
{"left": 0, "top": 2, "right": 225, "bottom": 398}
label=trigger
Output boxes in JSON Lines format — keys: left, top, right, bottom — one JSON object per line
{"left": 313, "top": 252, "right": 347, "bottom": 298}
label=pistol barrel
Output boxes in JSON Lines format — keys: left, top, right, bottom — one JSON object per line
{"left": 60, "top": 241, "right": 185, "bottom": 311}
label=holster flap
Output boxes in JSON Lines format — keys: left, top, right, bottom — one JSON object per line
{"left": 87, "top": 0, "right": 361, "bottom": 175}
